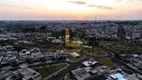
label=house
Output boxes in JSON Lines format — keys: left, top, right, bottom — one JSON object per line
{"left": 127, "top": 73, "right": 142, "bottom": 80}
{"left": 19, "top": 49, "right": 29, "bottom": 61}
{"left": 19, "top": 48, "right": 45, "bottom": 62}
{"left": 17, "top": 68, "right": 41, "bottom": 80}
{"left": 30, "top": 48, "right": 44, "bottom": 61}
{"left": 95, "top": 66, "right": 110, "bottom": 75}
{"left": 106, "top": 68, "right": 141, "bottom": 80}
{"left": 0, "top": 45, "right": 4, "bottom": 51}
{"left": 82, "top": 60, "right": 97, "bottom": 67}
{"left": 52, "top": 39, "right": 62, "bottom": 43}
{"left": 1, "top": 51, "right": 18, "bottom": 66}
{"left": 71, "top": 68, "right": 91, "bottom": 80}
{"left": 0, "top": 55, "right": 4, "bottom": 65}
{"left": 0, "top": 71, "right": 12, "bottom": 80}
{"left": 13, "top": 68, "right": 41, "bottom": 80}
{"left": 3, "top": 68, "right": 41, "bottom": 80}
{"left": 107, "top": 73, "right": 128, "bottom": 80}
{"left": 4, "top": 45, "right": 14, "bottom": 51}
{"left": 54, "top": 52, "right": 67, "bottom": 60}
{"left": 71, "top": 41, "right": 83, "bottom": 45}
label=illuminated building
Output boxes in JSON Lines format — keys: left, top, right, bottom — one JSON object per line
{"left": 65, "top": 28, "right": 80, "bottom": 47}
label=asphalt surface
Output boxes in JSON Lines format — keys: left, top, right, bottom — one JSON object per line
{"left": 47, "top": 56, "right": 89, "bottom": 80}
{"left": 47, "top": 49, "right": 113, "bottom": 80}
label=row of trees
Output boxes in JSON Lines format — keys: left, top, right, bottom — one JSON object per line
{"left": 22, "top": 25, "right": 47, "bottom": 33}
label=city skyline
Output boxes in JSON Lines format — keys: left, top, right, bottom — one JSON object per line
{"left": 0, "top": 0, "right": 142, "bottom": 20}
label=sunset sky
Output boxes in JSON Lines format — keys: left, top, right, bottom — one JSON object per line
{"left": 0, "top": 0, "right": 142, "bottom": 20}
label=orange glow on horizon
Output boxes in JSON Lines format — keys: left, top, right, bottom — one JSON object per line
{"left": 0, "top": 0, "right": 142, "bottom": 20}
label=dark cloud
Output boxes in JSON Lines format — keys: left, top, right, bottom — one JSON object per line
{"left": 68, "top": 1, "right": 86, "bottom": 5}
{"left": 88, "top": 5, "right": 114, "bottom": 10}
{"left": 0, "top": 4, "right": 35, "bottom": 9}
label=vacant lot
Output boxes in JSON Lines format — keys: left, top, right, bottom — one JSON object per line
{"left": 33, "top": 63, "right": 68, "bottom": 79}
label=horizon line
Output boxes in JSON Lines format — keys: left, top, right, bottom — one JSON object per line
{"left": 0, "top": 19, "right": 142, "bottom": 21}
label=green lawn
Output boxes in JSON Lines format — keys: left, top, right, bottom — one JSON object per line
{"left": 115, "top": 43, "right": 127, "bottom": 49}
{"left": 86, "top": 49, "right": 106, "bottom": 56}
{"left": 96, "top": 58, "right": 121, "bottom": 68}
{"left": 96, "top": 58, "right": 113, "bottom": 65}
{"left": 33, "top": 63, "right": 68, "bottom": 79}
{"left": 99, "top": 41, "right": 131, "bottom": 50}
{"left": 110, "top": 43, "right": 133, "bottom": 54}
{"left": 64, "top": 48, "right": 81, "bottom": 52}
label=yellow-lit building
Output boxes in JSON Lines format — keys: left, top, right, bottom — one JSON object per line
{"left": 65, "top": 28, "right": 80, "bottom": 47}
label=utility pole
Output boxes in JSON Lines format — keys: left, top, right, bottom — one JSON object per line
{"left": 95, "top": 14, "right": 97, "bottom": 25}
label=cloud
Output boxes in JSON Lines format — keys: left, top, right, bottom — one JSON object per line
{"left": 67, "top": 0, "right": 114, "bottom": 10}
{"left": 127, "top": 0, "right": 134, "bottom": 2}
{"left": 0, "top": 4, "right": 35, "bottom": 9}
{"left": 88, "top": 5, "right": 114, "bottom": 10}
{"left": 130, "top": 10, "right": 142, "bottom": 13}
{"left": 114, "top": 0, "right": 123, "bottom": 3}
{"left": 114, "top": 0, "right": 142, "bottom": 3}
{"left": 68, "top": 1, "right": 86, "bottom": 5}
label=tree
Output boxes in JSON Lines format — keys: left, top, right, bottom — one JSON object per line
{"left": 88, "top": 37, "right": 99, "bottom": 48}
{"left": 14, "top": 46, "right": 25, "bottom": 52}
{"left": 40, "top": 25, "right": 46, "bottom": 32}
{"left": 22, "top": 27, "right": 37, "bottom": 32}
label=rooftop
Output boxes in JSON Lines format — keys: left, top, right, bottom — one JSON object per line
{"left": 107, "top": 73, "right": 128, "bottom": 80}
{"left": 71, "top": 68, "right": 91, "bottom": 80}
{"left": 82, "top": 60, "right": 97, "bottom": 67}
{"left": 16, "top": 68, "right": 41, "bottom": 80}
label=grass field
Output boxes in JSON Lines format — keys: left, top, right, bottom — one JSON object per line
{"left": 33, "top": 63, "right": 68, "bottom": 79}
{"left": 95, "top": 58, "right": 121, "bottom": 68}
{"left": 64, "top": 48, "right": 81, "bottom": 52}
{"left": 86, "top": 48, "right": 106, "bottom": 56}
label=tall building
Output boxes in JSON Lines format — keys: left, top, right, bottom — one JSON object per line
{"left": 65, "top": 28, "right": 70, "bottom": 47}
{"left": 117, "top": 25, "right": 125, "bottom": 43}
{"left": 65, "top": 28, "right": 80, "bottom": 47}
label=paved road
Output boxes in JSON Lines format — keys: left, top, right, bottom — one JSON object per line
{"left": 47, "top": 56, "right": 89, "bottom": 80}
{"left": 47, "top": 49, "right": 114, "bottom": 80}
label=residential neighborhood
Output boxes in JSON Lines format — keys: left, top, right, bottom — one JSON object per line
{"left": 0, "top": 20, "right": 142, "bottom": 80}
